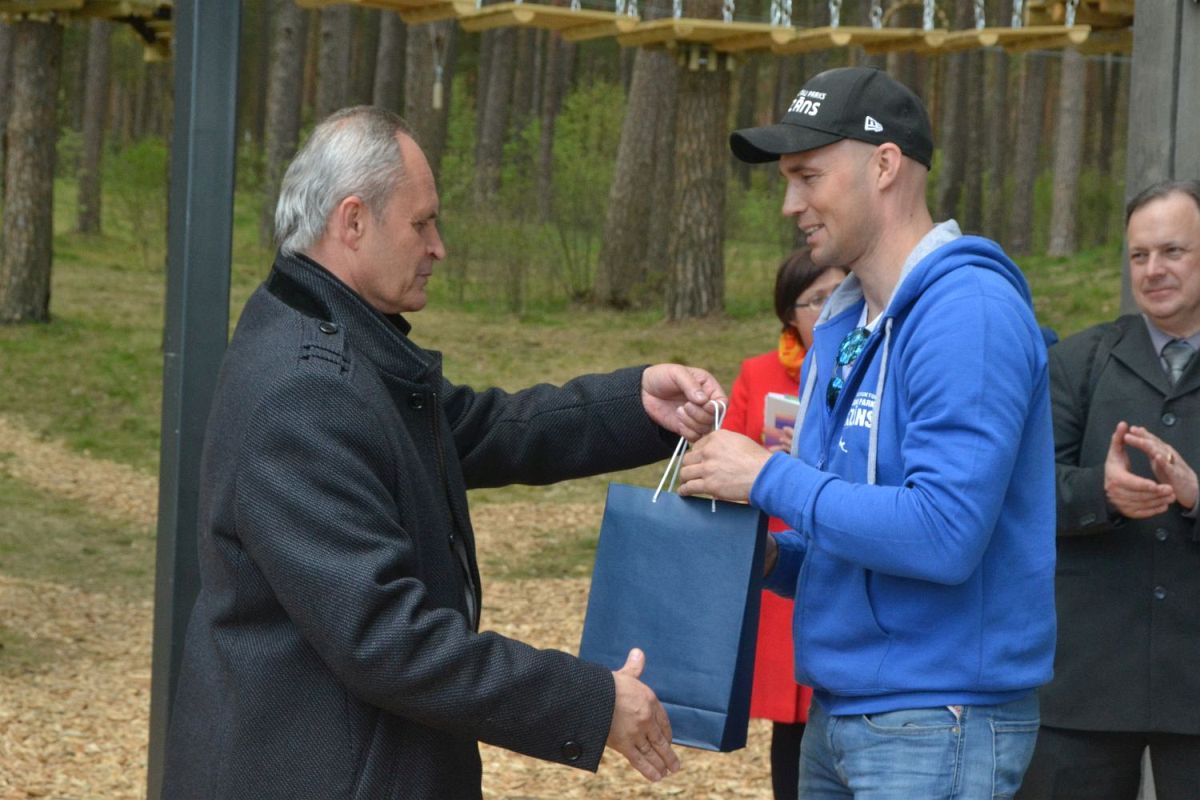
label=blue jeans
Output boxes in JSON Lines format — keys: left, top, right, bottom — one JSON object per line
{"left": 798, "top": 694, "right": 1040, "bottom": 799}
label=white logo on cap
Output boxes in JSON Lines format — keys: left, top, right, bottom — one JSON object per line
{"left": 864, "top": 116, "right": 884, "bottom": 133}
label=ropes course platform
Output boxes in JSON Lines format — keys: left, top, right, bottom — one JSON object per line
{"left": 0, "top": 0, "right": 171, "bottom": 59}
{"left": 0, "top": 0, "right": 1136, "bottom": 60}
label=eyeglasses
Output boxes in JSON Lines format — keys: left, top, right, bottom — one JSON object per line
{"left": 793, "top": 294, "right": 831, "bottom": 312}
{"left": 826, "top": 326, "right": 869, "bottom": 409}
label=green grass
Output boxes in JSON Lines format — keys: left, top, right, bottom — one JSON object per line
{"left": 0, "top": 471, "right": 155, "bottom": 597}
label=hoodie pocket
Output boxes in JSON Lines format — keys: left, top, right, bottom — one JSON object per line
{"left": 797, "top": 554, "right": 892, "bottom": 693}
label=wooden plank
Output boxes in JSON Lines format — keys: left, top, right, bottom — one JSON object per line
{"left": 768, "top": 26, "right": 853, "bottom": 54}
{"left": 0, "top": 0, "right": 85, "bottom": 13}
{"left": 396, "top": 1, "right": 468, "bottom": 23}
{"left": 460, "top": 3, "right": 639, "bottom": 33}
{"left": 1001, "top": 24, "right": 1090, "bottom": 52}
{"left": 1075, "top": 26, "right": 1131, "bottom": 54}
{"left": 860, "top": 28, "right": 946, "bottom": 54}
{"left": 1026, "top": 0, "right": 1130, "bottom": 29}
{"left": 560, "top": 15, "right": 639, "bottom": 41}
{"left": 710, "top": 25, "right": 795, "bottom": 53}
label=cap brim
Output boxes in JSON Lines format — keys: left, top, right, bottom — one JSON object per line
{"left": 729, "top": 124, "right": 845, "bottom": 164}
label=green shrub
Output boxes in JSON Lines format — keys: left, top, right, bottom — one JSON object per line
{"left": 103, "top": 137, "right": 168, "bottom": 269}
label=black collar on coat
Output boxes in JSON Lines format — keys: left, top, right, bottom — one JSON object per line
{"left": 266, "top": 250, "right": 441, "bottom": 383}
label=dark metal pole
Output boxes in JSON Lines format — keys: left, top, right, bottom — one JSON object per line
{"left": 146, "top": 2, "right": 241, "bottom": 797}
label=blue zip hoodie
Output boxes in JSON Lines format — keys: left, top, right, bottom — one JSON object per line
{"left": 750, "top": 222, "right": 1057, "bottom": 715}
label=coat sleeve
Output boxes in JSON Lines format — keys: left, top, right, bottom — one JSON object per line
{"left": 443, "top": 365, "right": 677, "bottom": 488}
{"left": 234, "top": 371, "right": 616, "bottom": 771}
{"left": 1049, "top": 332, "right": 1119, "bottom": 537}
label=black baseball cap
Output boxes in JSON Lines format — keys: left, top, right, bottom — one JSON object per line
{"left": 730, "top": 67, "right": 933, "bottom": 168}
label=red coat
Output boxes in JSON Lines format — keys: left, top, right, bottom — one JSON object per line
{"left": 724, "top": 350, "right": 813, "bottom": 724}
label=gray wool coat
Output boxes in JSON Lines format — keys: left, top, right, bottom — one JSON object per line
{"left": 160, "top": 252, "right": 677, "bottom": 799}
{"left": 1044, "top": 314, "right": 1200, "bottom": 734}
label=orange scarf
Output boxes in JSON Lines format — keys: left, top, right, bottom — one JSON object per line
{"left": 778, "top": 327, "right": 806, "bottom": 381}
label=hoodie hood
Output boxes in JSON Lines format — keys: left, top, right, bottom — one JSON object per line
{"left": 815, "top": 220, "right": 1034, "bottom": 329}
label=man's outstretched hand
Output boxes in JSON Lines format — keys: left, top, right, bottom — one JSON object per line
{"left": 606, "top": 648, "right": 680, "bottom": 782}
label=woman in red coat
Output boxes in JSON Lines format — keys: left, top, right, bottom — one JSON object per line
{"left": 723, "top": 250, "right": 846, "bottom": 800}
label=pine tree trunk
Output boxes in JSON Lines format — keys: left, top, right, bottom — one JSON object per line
{"left": 1, "top": 19, "right": 63, "bottom": 324}
{"left": 934, "top": 0, "right": 973, "bottom": 222}
{"left": 373, "top": 11, "right": 406, "bottom": 112}
{"left": 0, "top": 21, "right": 15, "bottom": 190}
{"left": 960, "top": 50, "right": 984, "bottom": 233}
{"left": 510, "top": 28, "right": 536, "bottom": 134}
{"left": 238, "top": 1, "right": 270, "bottom": 146}
{"left": 352, "top": 10, "right": 379, "bottom": 106}
{"left": 732, "top": 55, "right": 759, "bottom": 189}
{"left": 535, "top": 32, "right": 575, "bottom": 223}
{"left": 316, "top": 7, "right": 353, "bottom": 119}
{"left": 666, "top": 44, "right": 730, "bottom": 320}
{"left": 1097, "top": 55, "right": 1119, "bottom": 179}
{"left": 77, "top": 19, "right": 111, "bottom": 235}
{"left": 593, "top": 47, "right": 676, "bottom": 308}
{"left": 982, "top": 48, "right": 1009, "bottom": 242}
{"left": 645, "top": 63, "right": 679, "bottom": 297}
{"left": 1008, "top": 54, "right": 1047, "bottom": 256}
{"left": 473, "top": 27, "right": 515, "bottom": 206}
{"left": 405, "top": 21, "right": 457, "bottom": 178}
{"left": 260, "top": 0, "right": 310, "bottom": 248}
{"left": 1047, "top": 48, "right": 1086, "bottom": 258}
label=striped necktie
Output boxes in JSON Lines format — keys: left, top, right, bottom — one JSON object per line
{"left": 1162, "top": 339, "right": 1196, "bottom": 386}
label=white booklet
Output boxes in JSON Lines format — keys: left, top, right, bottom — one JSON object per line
{"left": 762, "top": 392, "right": 800, "bottom": 450}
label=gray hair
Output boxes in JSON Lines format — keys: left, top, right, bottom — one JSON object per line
{"left": 275, "top": 106, "right": 415, "bottom": 256}
{"left": 1125, "top": 179, "right": 1200, "bottom": 226}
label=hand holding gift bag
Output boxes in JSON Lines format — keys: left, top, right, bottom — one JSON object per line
{"left": 579, "top": 402, "right": 769, "bottom": 752}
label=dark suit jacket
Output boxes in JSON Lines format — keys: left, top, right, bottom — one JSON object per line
{"left": 161, "top": 252, "right": 676, "bottom": 799}
{"left": 1045, "top": 314, "right": 1200, "bottom": 734}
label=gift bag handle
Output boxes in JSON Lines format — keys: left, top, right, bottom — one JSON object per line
{"left": 653, "top": 400, "right": 726, "bottom": 512}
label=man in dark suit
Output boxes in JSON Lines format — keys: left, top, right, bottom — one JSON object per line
{"left": 160, "top": 106, "right": 727, "bottom": 799}
{"left": 1020, "top": 180, "right": 1200, "bottom": 800}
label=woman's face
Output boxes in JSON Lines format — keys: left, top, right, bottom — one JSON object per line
{"left": 790, "top": 268, "right": 848, "bottom": 349}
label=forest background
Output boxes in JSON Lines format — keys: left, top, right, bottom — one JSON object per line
{"left": 0, "top": 0, "right": 1127, "bottom": 796}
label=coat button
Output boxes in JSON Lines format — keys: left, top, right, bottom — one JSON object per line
{"left": 319, "top": 321, "right": 339, "bottom": 335}
{"left": 561, "top": 740, "right": 583, "bottom": 762}
{"left": 1155, "top": 528, "right": 1169, "bottom": 542}
{"left": 409, "top": 393, "right": 425, "bottom": 409}
{"left": 1154, "top": 586, "right": 1167, "bottom": 601}
{"left": 1162, "top": 412, "right": 1177, "bottom": 427}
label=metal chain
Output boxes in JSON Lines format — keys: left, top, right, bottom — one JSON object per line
{"left": 828, "top": 0, "right": 841, "bottom": 27}
{"left": 723, "top": 0, "right": 734, "bottom": 22}
{"left": 974, "top": 0, "right": 986, "bottom": 28}
{"left": 627, "top": 0, "right": 637, "bottom": 14}
{"left": 674, "top": 0, "right": 682, "bottom": 18}
{"left": 869, "top": 0, "right": 883, "bottom": 29}
{"left": 770, "top": 0, "right": 792, "bottom": 26}
{"left": 1065, "top": 0, "right": 1079, "bottom": 25}
{"left": 923, "top": 0, "right": 935, "bottom": 31}
{"left": 1011, "top": 0, "right": 1024, "bottom": 28}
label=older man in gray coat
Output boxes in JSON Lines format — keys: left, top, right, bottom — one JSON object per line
{"left": 160, "top": 107, "right": 725, "bottom": 799}
{"left": 1019, "top": 180, "right": 1200, "bottom": 800}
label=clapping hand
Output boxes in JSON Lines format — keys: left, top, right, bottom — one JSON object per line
{"left": 1104, "top": 421, "right": 1184, "bottom": 517}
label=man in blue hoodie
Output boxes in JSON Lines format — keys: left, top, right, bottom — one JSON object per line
{"left": 678, "top": 67, "right": 1057, "bottom": 798}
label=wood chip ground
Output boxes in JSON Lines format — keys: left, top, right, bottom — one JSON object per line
{"left": 0, "top": 416, "right": 773, "bottom": 799}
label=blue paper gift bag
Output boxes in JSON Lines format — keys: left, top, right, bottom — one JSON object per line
{"left": 578, "top": 482, "right": 768, "bottom": 752}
